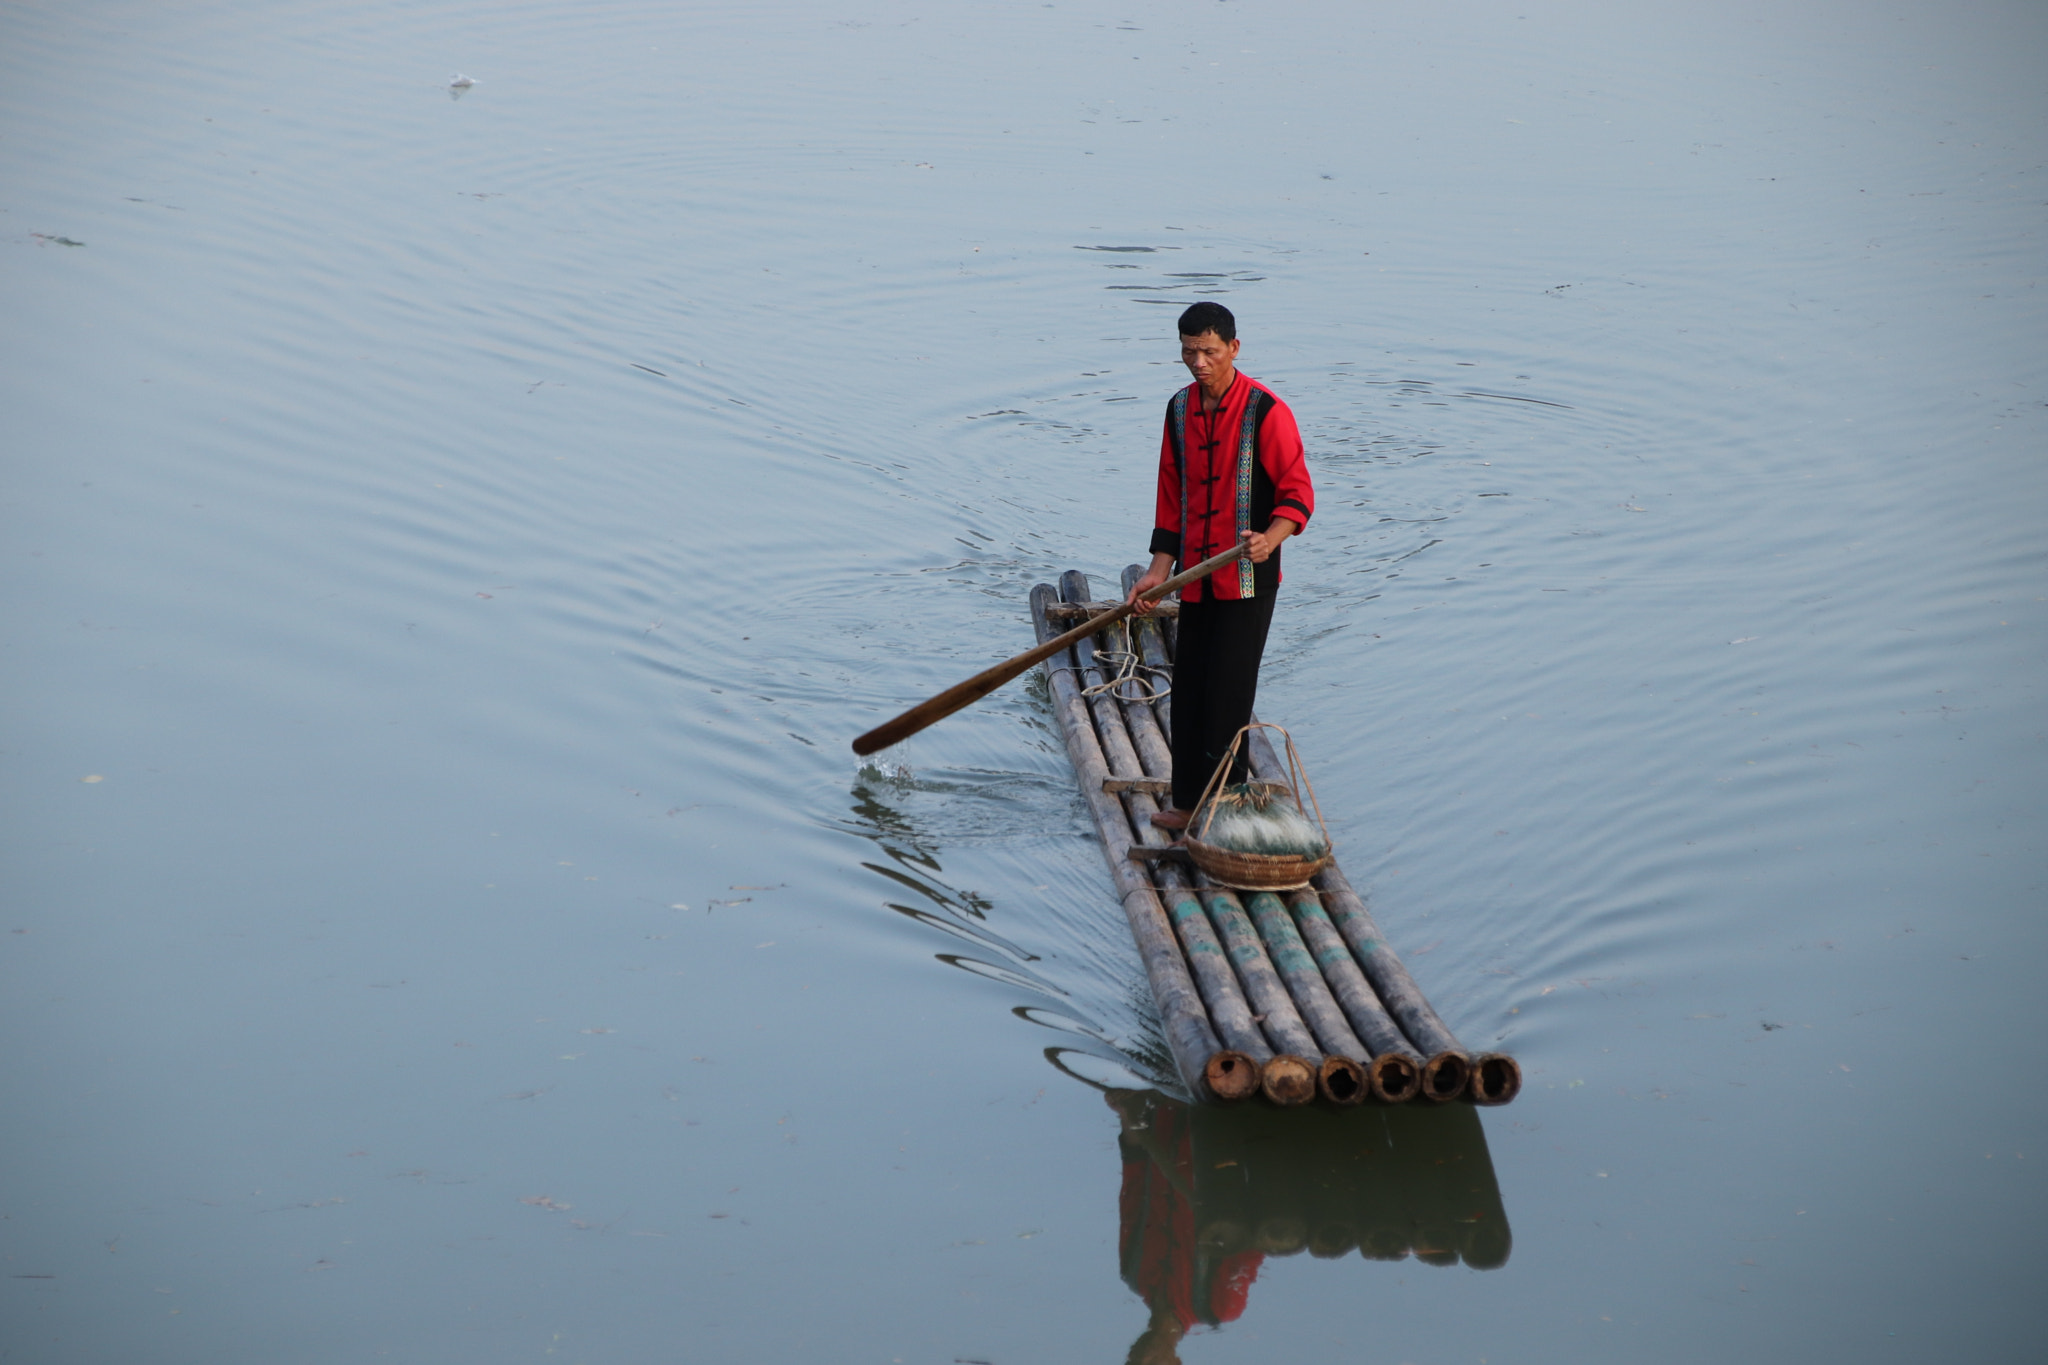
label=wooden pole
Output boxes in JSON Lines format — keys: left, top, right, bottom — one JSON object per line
{"left": 852, "top": 545, "right": 1247, "bottom": 756}
{"left": 1029, "top": 585, "right": 1250, "bottom": 1102}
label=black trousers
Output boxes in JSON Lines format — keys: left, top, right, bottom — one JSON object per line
{"left": 1170, "top": 591, "right": 1278, "bottom": 813}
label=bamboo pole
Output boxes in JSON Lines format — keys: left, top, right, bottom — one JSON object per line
{"left": 1284, "top": 889, "right": 1423, "bottom": 1103}
{"left": 853, "top": 545, "right": 1246, "bottom": 756}
{"left": 1128, "top": 579, "right": 1176, "bottom": 747}
{"left": 1070, "top": 571, "right": 1272, "bottom": 1091}
{"left": 1062, "top": 571, "right": 1154, "bottom": 788}
{"left": 1242, "top": 689, "right": 1476, "bottom": 1101}
{"left": 1192, "top": 883, "right": 1321, "bottom": 1105}
{"left": 1150, "top": 863, "right": 1274, "bottom": 1086}
{"left": 1053, "top": 576, "right": 1263, "bottom": 1101}
{"left": 1466, "top": 1052, "right": 1523, "bottom": 1106}
{"left": 1240, "top": 891, "right": 1373, "bottom": 1105}
{"left": 1310, "top": 862, "right": 1471, "bottom": 1103}
{"left": 1031, "top": 585, "right": 1256, "bottom": 1102}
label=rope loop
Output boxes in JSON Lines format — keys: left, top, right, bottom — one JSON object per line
{"left": 1077, "top": 619, "right": 1171, "bottom": 703}
{"left": 1043, "top": 619, "right": 1171, "bottom": 702}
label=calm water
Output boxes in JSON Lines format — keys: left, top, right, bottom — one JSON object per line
{"left": 4, "top": 1, "right": 2044, "bottom": 1361}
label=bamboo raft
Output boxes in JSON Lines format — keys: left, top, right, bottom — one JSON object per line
{"left": 1033, "top": 566, "right": 1522, "bottom": 1108}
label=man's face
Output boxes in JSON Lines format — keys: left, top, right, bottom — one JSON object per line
{"left": 1180, "top": 330, "right": 1241, "bottom": 388}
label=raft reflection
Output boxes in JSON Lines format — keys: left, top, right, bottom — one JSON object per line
{"left": 1108, "top": 1088, "right": 1510, "bottom": 1363}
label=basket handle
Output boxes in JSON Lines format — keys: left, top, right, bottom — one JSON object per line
{"left": 1190, "top": 722, "right": 1332, "bottom": 853}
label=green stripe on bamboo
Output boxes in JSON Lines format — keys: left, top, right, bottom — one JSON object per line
{"left": 1243, "top": 726, "right": 1476, "bottom": 1102}
{"left": 1284, "top": 889, "right": 1423, "bottom": 1103}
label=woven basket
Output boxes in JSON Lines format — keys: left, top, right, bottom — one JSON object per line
{"left": 1183, "top": 726, "right": 1334, "bottom": 893}
{"left": 1181, "top": 837, "right": 1332, "bottom": 892}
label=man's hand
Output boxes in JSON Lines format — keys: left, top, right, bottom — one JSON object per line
{"left": 1125, "top": 552, "right": 1176, "bottom": 615}
{"left": 1240, "top": 517, "right": 1299, "bottom": 564}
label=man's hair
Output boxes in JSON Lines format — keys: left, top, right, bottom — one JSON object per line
{"left": 1177, "top": 301, "right": 1236, "bottom": 343}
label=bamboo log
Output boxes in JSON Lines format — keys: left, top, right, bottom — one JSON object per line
{"left": 1124, "top": 566, "right": 1176, "bottom": 745}
{"left": 1029, "top": 584, "right": 1244, "bottom": 1101}
{"left": 1194, "top": 883, "right": 1323, "bottom": 1107}
{"left": 1316, "top": 1055, "right": 1370, "bottom": 1107}
{"left": 1242, "top": 701, "right": 1476, "bottom": 1101}
{"left": 1310, "top": 862, "right": 1471, "bottom": 1103}
{"left": 1112, "top": 568, "right": 1178, "bottom": 786}
{"left": 1051, "top": 577, "right": 1264, "bottom": 1102}
{"left": 1258, "top": 1054, "right": 1319, "bottom": 1107}
{"left": 1106, "top": 745, "right": 1273, "bottom": 1080}
{"left": 1151, "top": 866, "right": 1273, "bottom": 1068}
{"left": 1240, "top": 890, "right": 1373, "bottom": 1102}
{"left": 1285, "top": 889, "right": 1423, "bottom": 1104}
{"left": 1061, "top": 571, "right": 1154, "bottom": 792}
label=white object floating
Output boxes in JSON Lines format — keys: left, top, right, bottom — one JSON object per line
{"left": 449, "top": 73, "right": 477, "bottom": 89}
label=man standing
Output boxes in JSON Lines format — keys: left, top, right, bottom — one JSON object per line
{"left": 1127, "top": 303, "right": 1314, "bottom": 833}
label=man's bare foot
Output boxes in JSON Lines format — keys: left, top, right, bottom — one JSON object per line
{"left": 1149, "top": 807, "right": 1191, "bottom": 832}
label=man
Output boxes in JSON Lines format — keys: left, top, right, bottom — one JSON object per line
{"left": 1126, "top": 302, "right": 1314, "bottom": 833}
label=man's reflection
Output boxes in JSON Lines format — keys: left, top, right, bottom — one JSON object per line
{"left": 1108, "top": 1087, "right": 1511, "bottom": 1362}
{"left": 1111, "top": 1090, "right": 1263, "bottom": 1364}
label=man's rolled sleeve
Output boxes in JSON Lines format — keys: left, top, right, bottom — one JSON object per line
{"left": 1259, "top": 403, "right": 1314, "bottom": 531}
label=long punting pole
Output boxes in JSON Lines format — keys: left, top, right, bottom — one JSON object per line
{"left": 853, "top": 544, "right": 1248, "bottom": 756}
{"left": 1029, "top": 584, "right": 1257, "bottom": 1103}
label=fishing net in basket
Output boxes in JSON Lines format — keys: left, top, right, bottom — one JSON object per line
{"left": 1200, "top": 783, "right": 1330, "bottom": 859}
{"left": 1182, "top": 724, "right": 1335, "bottom": 891}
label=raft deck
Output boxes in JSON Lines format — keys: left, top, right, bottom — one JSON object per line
{"left": 1032, "top": 567, "right": 1522, "bottom": 1107}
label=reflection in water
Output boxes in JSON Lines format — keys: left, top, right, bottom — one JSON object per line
{"left": 841, "top": 775, "right": 1191, "bottom": 1086}
{"left": 1108, "top": 1089, "right": 1510, "bottom": 1364}
{"left": 843, "top": 780, "right": 1035, "bottom": 963}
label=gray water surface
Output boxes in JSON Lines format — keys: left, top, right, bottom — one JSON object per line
{"left": 4, "top": 2, "right": 2044, "bottom": 1362}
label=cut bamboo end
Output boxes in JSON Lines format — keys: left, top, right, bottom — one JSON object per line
{"left": 1466, "top": 1052, "right": 1523, "bottom": 1106}
{"left": 1368, "top": 1052, "right": 1422, "bottom": 1104}
{"left": 1309, "top": 1221, "right": 1359, "bottom": 1259}
{"left": 1419, "top": 1051, "right": 1471, "bottom": 1103}
{"left": 1203, "top": 1050, "right": 1263, "bottom": 1103}
{"left": 1317, "top": 1055, "right": 1368, "bottom": 1107}
{"left": 1260, "top": 1054, "right": 1318, "bottom": 1106}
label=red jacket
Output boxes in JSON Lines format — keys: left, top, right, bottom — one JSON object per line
{"left": 1150, "top": 372, "right": 1314, "bottom": 602}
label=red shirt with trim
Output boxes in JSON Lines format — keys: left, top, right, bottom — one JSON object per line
{"left": 1150, "top": 372, "right": 1314, "bottom": 602}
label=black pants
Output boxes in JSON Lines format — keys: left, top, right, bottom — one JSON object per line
{"left": 1170, "top": 591, "right": 1278, "bottom": 813}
